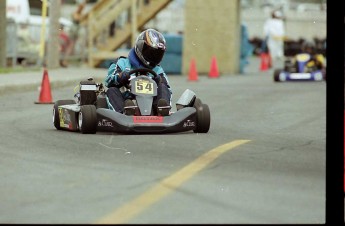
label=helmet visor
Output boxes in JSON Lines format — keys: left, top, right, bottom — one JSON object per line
{"left": 141, "top": 43, "right": 165, "bottom": 67}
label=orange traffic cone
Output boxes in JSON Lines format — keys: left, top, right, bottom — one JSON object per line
{"left": 260, "top": 52, "right": 269, "bottom": 71}
{"left": 188, "top": 58, "right": 198, "bottom": 81}
{"left": 35, "top": 67, "right": 54, "bottom": 104}
{"left": 208, "top": 56, "right": 219, "bottom": 78}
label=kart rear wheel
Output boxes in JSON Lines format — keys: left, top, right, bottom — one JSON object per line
{"left": 53, "top": 100, "right": 76, "bottom": 130}
{"left": 78, "top": 105, "right": 97, "bottom": 134}
{"left": 193, "top": 97, "right": 202, "bottom": 107}
{"left": 193, "top": 98, "right": 210, "bottom": 133}
{"left": 273, "top": 69, "right": 282, "bottom": 82}
{"left": 321, "top": 68, "right": 326, "bottom": 81}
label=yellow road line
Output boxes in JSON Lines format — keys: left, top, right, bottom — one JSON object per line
{"left": 96, "top": 139, "right": 251, "bottom": 224}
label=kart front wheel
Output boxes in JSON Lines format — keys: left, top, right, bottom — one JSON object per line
{"left": 193, "top": 98, "right": 210, "bottom": 133}
{"left": 273, "top": 69, "right": 282, "bottom": 82}
{"left": 78, "top": 105, "right": 97, "bottom": 134}
{"left": 53, "top": 99, "right": 76, "bottom": 130}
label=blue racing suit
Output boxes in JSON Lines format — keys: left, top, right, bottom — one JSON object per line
{"left": 104, "top": 48, "right": 172, "bottom": 113}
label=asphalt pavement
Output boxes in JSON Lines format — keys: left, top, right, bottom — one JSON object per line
{"left": 0, "top": 56, "right": 327, "bottom": 224}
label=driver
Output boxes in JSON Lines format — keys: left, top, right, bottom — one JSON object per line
{"left": 300, "top": 41, "right": 325, "bottom": 70}
{"left": 104, "top": 28, "right": 172, "bottom": 116}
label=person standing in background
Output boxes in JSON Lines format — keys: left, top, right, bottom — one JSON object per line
{"left": 65, "top": 0, "right": 86, "bottom": 66}
{"left": 59, "top": 24, "right": 70, "bottom": 67}
{"left": 263, "top": 9, "right": 285, "bottom": 67}
{"left": 240, "top": 23, "right": 253, "bottom": 74}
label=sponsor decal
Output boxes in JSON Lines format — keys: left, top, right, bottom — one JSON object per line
{"left": 59, "top": 107, "right": 70, "bottom": 128}
{"left": 59, "top": 108, "right": 65, "bottom": 128}
{"left": 290, "top": 73, "right": 311, "bottom": 79}
{"left": 98, "top": 119, "right": 113, "bottom": 127}
{"left": 183, "top": 120, "right": 195, "bottom": 127}
{"left": 157, "top": 43, "right": 166, "bottom": 49}
{"left": 133, "top": 116, "right": 163, "bottom": 123}
{"left": 62, "top": 109, "right": 71, "bottom": 124}
{"left": 80, "top": 84, "right": 97, "bottom": 91}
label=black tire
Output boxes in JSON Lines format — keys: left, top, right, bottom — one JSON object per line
{"left": 284, "top": 59, "right": 294, "bottom": 71}
{"left": 53, "top": 100, "right": 76, "bottom": 130}
{"left": 78, "top": 105, "right": 97, "bottom": 134}
{"left": 273, "top": 69, "right": 282, "bottom": 82}
{"left": 193, "top": 98, "right": 210, "bottom": 133}
{"left": 322, "top": 68, "right": 326, "bottom": 81}
{"left": 193, "top": 97, "right": 202, "bottom": 107}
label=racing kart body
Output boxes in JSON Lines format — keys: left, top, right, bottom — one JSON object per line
{"left": 273, "top": 53, "right": 326, "bottom": 82}
{"left": 53, "top": 68, "right": 210, "bottom": 134}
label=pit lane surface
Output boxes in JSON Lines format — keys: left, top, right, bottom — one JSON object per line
{"left": 0, "top": 72, "right": 325, "bottom": 224}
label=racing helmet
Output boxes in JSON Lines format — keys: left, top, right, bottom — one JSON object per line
{"left": 272, "top": 10, "right": 283, "bottom": 19}
{"left": 134, "top": 29, "right": 166, "bottom": 68}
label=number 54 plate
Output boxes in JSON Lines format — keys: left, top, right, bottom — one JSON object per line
{"left": 134, "top": 79, "right": 154, "bottom": 94}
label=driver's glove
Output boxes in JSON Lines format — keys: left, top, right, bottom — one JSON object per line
{"left": 118, "top": 71, "right": 130, "bottom": 84}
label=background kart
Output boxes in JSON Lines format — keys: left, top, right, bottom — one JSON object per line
{"left": 273, "top": 53, "right": 326, "bottom": 82}
{"left": 53, "top": 68, "right": 211, "bottom": 134}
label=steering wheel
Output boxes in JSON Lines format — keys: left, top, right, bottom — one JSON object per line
{"left": 127, "top": 68, "right": 158, "bottom": 79}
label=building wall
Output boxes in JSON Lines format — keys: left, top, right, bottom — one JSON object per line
{"left": 182, "top": 0, "right": 241, "bottom": 75}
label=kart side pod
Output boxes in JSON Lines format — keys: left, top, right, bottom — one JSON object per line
{"left": 176, "top": 89, "right": 196, "bottom": 111}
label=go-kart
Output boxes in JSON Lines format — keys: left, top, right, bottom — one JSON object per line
{"left": 53, "top": 68, "right": 211, "bottom": 134}
{"left": 273, "top": 53, "right": 326, "bottom": 82}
